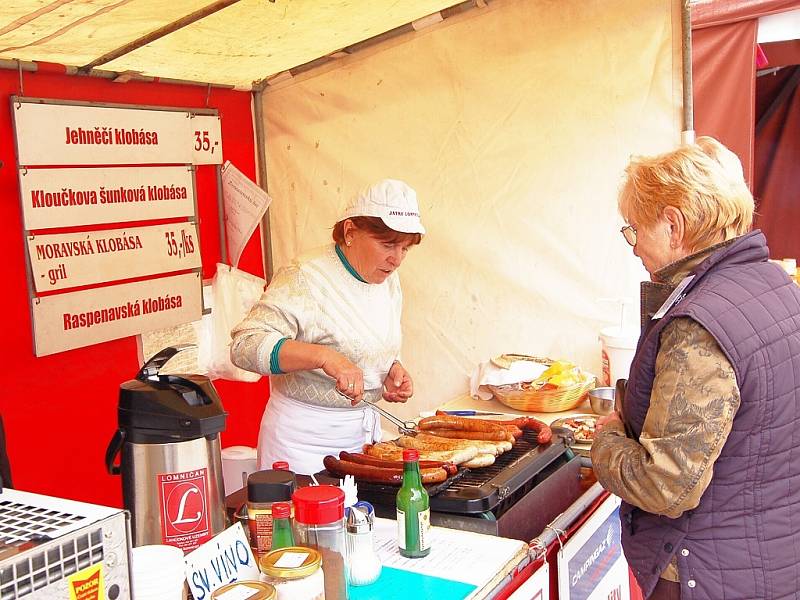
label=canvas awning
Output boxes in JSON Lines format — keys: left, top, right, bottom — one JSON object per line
{"left": 0, "top": 0, "right": 469, "bottom": 89}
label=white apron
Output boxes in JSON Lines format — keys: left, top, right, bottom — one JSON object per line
{"left": 256, "top": 389, "right": 383, "bottom": 475}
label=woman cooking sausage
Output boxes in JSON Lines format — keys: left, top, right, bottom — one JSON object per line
{"left": 230, "top": 179, "right": 424, "bottom": 474}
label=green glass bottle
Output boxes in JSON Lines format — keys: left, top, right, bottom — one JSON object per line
{"left": 269, "top": 502, "right": 295, "bottom": 551}
{"left": 396, "top": 449, "right": 431, "bottom": 558}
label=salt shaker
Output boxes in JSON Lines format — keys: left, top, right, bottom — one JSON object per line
{"left": 345, "top": 501, "right": 382, "bottom": 586}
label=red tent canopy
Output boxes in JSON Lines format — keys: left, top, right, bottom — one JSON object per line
{"left": 692, "top": 0, "right": 800, "bottom": 259}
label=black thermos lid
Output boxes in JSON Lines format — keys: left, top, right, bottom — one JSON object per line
{"left": 117, "top": 346, "right": 227, "bottom": 444}
{"left": 247, "top": 470, "right": 297, "bottom": 503}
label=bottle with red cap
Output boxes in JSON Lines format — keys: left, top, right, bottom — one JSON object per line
{"left": 292, "top": 485, "right": 349, "bottom": 599}
{"left": 396, "top": 448, "right": 431, "bottom": 558}
{"left": 268, "top": 502, "right": 295, "bottom": 551}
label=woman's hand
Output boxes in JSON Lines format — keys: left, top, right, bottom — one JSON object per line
{"left": 595, "top": 411, "right": 622, "bottom": 433}
{"left": 319, "top": 348, "right": 364, "bottom": 405}
{"left": 383, "top": 361, "right": 413, "bottom": 403}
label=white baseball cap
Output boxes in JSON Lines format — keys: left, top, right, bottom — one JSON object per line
{"left": 340, "top": 179, "right": 426, "bottom": 235}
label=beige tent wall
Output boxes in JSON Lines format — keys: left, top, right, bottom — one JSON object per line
{"left": 261, "top": 0, "right": 683, "bottom": 419}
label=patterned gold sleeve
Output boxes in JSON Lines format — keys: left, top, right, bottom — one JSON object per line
{"left": 229, "top": 264, "right": 314, "bottom": 375}
{"left": 591, "top": 317, "right": 740, "bottom": 518}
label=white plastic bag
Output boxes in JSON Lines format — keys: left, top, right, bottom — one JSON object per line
{"left": 206, "top": 263, "right": 265, "bottom": 382}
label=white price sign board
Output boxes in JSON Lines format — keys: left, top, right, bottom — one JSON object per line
{"left": 14, "top": 101, "right": 193, "bottom": 165}
{"left": 558, "top": 495, "right": 630, "bottom": 600}
{"left": 191, "top": 115, "right": 223, "bottom": 165}
{"left": 507, "top": 562, "right": 549, "bottom": 600}
{"left": 31, "top": 272, "right": 202, "bottom": 356}
{"left": 12, "top": 99, "right": 223, "bottom": 165}
{"left": 28, "top": 222, "right": 201, "bottom": 292}
{"left": 18, "top": 166, "right": 195, "bottom": 230}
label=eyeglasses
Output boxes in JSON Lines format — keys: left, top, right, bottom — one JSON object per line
{"left": 620, "top": 224, "right": 637, "bottom": 247}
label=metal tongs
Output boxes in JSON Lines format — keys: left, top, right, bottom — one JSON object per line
{"left": 334, "top": 384, "right": 418, "bottom": 435}
{"left": 361, "top": 398, "right": 418, "bottom": 436}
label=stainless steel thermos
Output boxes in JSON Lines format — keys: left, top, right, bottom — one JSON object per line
{"left": 105, "top": 346, "right": 228, "bottom": 551}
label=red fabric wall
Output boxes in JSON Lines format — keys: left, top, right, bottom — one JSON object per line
{"left": 0, "top": 68, "right": 269, "bottom": 507}
{"left": 754, "top": 62, "right": 800, "bottom": 260}
{"left": 691, "top": 0, "right": 800, "bottom": 185}
{"left": 692, "top": 19, "right": 758, "bottom": 184}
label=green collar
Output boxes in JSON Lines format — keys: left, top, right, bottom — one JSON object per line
{"left": 335, "top": 244, "right": 368, "bottom": 283}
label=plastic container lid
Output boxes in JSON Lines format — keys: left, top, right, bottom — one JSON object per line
{"left": 247, "top": 470, "right": 296, "bottom": 504}
{"left": 292, "top": 485, "right": 344, "bottom": 524}
{"left": 272, "top": 461, "right": 290, "bottom": 470}
{"left": 599, "top": 326, "right": 639, "bottom": 349}
{"left": 259, "top": 547, "right": 322, "bottom": 579}
{"left": 211, "top": 581, "right": 276, "bottom": 600}
{"left": 402, "top": 449, "right": 419, "bottom": 462}
{"left": 272, "top": 502, "right": 291, "bottom": 519}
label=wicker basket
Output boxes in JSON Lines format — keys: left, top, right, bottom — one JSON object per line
{"left": 487, "top": 357, "right": 596, "bottom": 412}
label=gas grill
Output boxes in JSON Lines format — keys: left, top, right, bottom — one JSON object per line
{"left": 352, "top": 430, "right": 582, "bottom": 543}
{"left": 222, "top": 430, "right": 583, "bottom": 544}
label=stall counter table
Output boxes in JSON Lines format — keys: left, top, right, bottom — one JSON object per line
{"left": 350, "top": 516, "right": 529, "bottom": 600}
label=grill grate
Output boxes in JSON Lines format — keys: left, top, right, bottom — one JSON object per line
{"left": 442, "top": 430, "right": 540, "bottom": 492}
{"left": 428, "top": 428, "right": 570, "bottom": 514}
{"left": 0, "top": 499, "right": 84, "bottom": 546}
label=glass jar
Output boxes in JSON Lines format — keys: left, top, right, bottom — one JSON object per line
{"left": 259, "top": 546, "right": 325, "bottom": 600}
{"left": 292, "top": 485, "right": 348, "bottom": 599}
{"left": 247, "top": 470, "right": 296, "bottom": 557}
{"left": 211, "top": 580, "right": 276, "bottom": 600}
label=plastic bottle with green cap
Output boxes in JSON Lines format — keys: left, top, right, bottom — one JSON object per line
{"left": 396, "top": 448, "right": 431, "bottom": 558}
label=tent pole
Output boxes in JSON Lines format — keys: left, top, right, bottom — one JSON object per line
{"left": 0, "top": 59, "right": 240, "bottom": 90}
{"left": 79, "top": 0, "right": 244, "bottom": 72}
{"left": 253, "top": 89, "right": 274, "bottom": 283}
{"left": 681, "top": 0, "right": 695, "bottom": 144}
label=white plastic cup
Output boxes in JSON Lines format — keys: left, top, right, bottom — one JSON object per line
{"left": 221, "top": 445, "right": 258, "bottom": 495}
{"left": 131, "top": 544, "right": 186, "bottom": 600}
{"left": 599, "top": 326, "right": 639, "bottom": 387}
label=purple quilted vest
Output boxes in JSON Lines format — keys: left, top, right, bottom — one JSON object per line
{"left": 620, "top": 231, "right": 800, "bottom": 599}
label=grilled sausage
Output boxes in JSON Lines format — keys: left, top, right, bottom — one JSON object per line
{"left": 503, "top": 425, "right": 524, "bottom": 439}
{"left": 415, "top": 432, "right": 511, "bottom": 454}
{"left": 431, "top": 411, "right": 523, "bottom": 439}
{"left": 461, "top": 416, "right": 552, "bottom": 445}
{"left": 424, "top": 428, "right": 516, "bottom": 443}
{"left": 461, "top": 453, "right": 496, "bottom": 468}
{"left": 364, "top": 442, "right": 478, "bottom": 465}
{"left": 419, "top": 415, "right": 507, "bottom": 434}
{"left": 339, "top": 451, "right": 458, "bottom": 476}
{"left": 397, "top": 433, "right": 504, "bottom": 456}
{"left": 323, "top": 456, "right": 448, "bottom": 484}
{"left": 526, "top": 418, "right": 553, "bottom": 444}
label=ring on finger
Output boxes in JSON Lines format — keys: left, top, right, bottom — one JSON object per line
{"left": 348, "top": 382, "right": 354, "bottom": 388}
